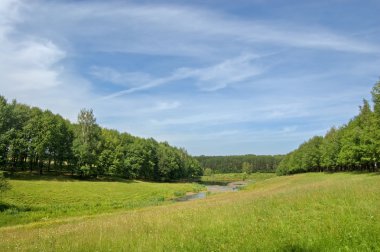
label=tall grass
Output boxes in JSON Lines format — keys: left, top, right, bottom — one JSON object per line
{"left": 0, "top": 178, "right": 203, "bottom": 227}
{"left": 1, "top": 173, "right": 379, "bottom": 251}
{"left": 201, "top": 172, "right": 276, "bottom": 183}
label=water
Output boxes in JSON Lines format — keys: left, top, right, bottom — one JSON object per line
{"left": 206, "top": 185, "right": 239, "bottom": 192}
{"left": 174, "top": 191, "right": 207, "bottom": 202}
{"left": 174, "top": 182, "right": 246, "bottom": 202}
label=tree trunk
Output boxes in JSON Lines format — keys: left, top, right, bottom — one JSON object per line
{"left": 29, "top": 156, "right": 33, "bottom": 172}
{"left": 48, "top": 158, "right": 51, "bottom": 172}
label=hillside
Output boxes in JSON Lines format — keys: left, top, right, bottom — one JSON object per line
{"left": 0, "top": 176, "right": 203, "bottom": 227}
{"left": 1, "top": 173, "right": 379, "bottom": 251}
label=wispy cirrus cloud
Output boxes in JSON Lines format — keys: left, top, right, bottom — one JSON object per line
{"left": 12, "top": 1, "right": 379, "bottom": 58}
{"left": 0, "top": 0, "right": 379, "bottom": 155}
{"left": 95, "top": 54, "right": 263, "bottom": 99}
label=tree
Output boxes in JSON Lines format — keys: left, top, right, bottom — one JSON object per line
{"left": 278, "top": 81, "right": 380, "bottom": 174}
{"left": 371, "top": 80, "right": 380, "bottom": 116}
{"left": 195, "top": 155, "right": 283, "bottom": 174}
{"left": 97, "top": 149, "right": 115, "bottom": 176}
{"left": 73, "top": 109, "right": 100, "bottom": 176}
{"left": 0, "top": 96, "right": 12, "bottom": 167}
{"left": 97, "top": 128, "right": 123, "bottom": 176}
{"left": 7, "top": 102, "right": 31, "bottom": 173}
{"left": 371, "top": 81, "right": 380, "bottom": 171}
{"left": 181, "top": 150, "right": 203, "bottom": 178}
{"left": 242, "top": 172, "right": 248, "bottom": 181}
{"left": 320, "top": 127, "right": 341, "bottom": 171}
{"left": 0, "top": 95, "right": 209, "bottom": 180}
{"left": 301, "top": 136, "right": 323, "bottom": 172}
{"left": 157, "top": 142, "right": 182, "bottom": 181}
{"left": 54, "top": 117, "right": 75, "bottom": 173}
{"left": 356, "top": 100, "right": 376, "bottom": 170}
{"left": 242, "top": 162, "right": 252, "bottom": 174}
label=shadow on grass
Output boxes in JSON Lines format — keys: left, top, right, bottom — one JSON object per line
{"left": 0, "top": 202, "right": 33, "bottom": 213}
{"left": 281, "top": 244, "right": 318, "bottom": 252}
{"left": 197, "top": 181, "right": 230, "bottom": 186}
{"left": 0, "top": 203, "right": 12, "bottom": 212}
{"left": 346, "top": 171, "right": 380, "bottom": 176}
{"left": 322, "top": 171, "right": 380, "bottom": 176}
{"left": 7, "top": 172, "right": 136, "bottom": 183}
{"left": 368, "top": 172, "right": 380, "bottom": 176}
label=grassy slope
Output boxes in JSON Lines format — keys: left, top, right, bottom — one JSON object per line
{"left": 1, "top": 173, "right": 380, "bottom": 251}
{"left": 0, "top": 178, "right": 203, "bottom": 227}
{"left": 201, "top": 172, "right": 276, "bottom": 183}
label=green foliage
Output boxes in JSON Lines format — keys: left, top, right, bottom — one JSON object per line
{"left": 203, "top": 168, "right": 213, "bottom": 176}
{"left": 241, "top": 161, "right": 252, "bottom": 174}
{"left": 0, "top": 173, "right": 11, "bottom": 194}
{"left": 242, "top": 172, "right": 248, "bottom": 181}
{"left": 72, "top": 109, "right": 101, "bottom": 176}
{"left": 371, "top": 80, "right": 380, "bottom": 116}
{"left": 196, "top": 154, "right": 283, "bottom": 173}
{"left": 320, "top": 127, "right": 341, "bottom": 171}
{"left": 278, "top": 82, "right": 380, "bottom": 175}
{"left": 0, "top": 97, "right": 201, "bottom": 181}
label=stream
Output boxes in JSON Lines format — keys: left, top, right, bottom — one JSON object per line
{"left": 175, "top": 181, "right": 247, "bottom": 202}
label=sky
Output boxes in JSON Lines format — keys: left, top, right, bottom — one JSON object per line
{"left": 0, "top": 0, "right": 379, "bottom": 156}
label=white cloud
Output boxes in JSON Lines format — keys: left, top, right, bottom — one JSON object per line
{"left": 90, "top": 67, "right": 152, "bottom": 88}
{"left": 149, "top": 102, "right": 308, "bottom": 126}
{"left": 178, "top": 54, "right": 262, "bottom": 91}
{"left": 0, "top": 3, "right": 64, "bottom": 91}
{"left": 0, "top": 0, "right": 377, "bottom": 156}
{"left": 3, "top": 40, "right": 66, "bottom": 91}
{"left": 156, "top": 101, "right": 181, "bottom": 111}
{"left": 0, "top": 0, "right": 94, "bottom": 120}
{"left": 0, "top": 0, "right": 21, "bottom": 25}
{"left": 97, "top": 54, "right": 263, "bottom": 98}
{"left": 99, "top": 74, "right": 181, "bottom": 100}
{"left": 11, "top": 1, "right": 378, "bottom": 58}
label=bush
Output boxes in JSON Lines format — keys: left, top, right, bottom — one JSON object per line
{"left": 0, "top": 174, "right": 11, "bottom": 194}
{"left": 204, "top": 168, "right": 213, "bottom": 176}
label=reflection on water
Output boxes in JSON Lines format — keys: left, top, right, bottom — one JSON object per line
{"left": 206, "top": 185, "right": 238, "bottom": 192}
{"left": 175, "top": 182, "right": 246, "bottom": 202}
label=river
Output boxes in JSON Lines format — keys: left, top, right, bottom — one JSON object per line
{"left": 174, "top": 181, "right": 247, "bottom": 202}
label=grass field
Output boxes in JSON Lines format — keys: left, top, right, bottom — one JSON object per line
{"left": 1, "top": 173, "right": 380, "bottom": 251}
{"left": 0, "top": 176, "right": 204, "bottom": 227}
{"left": 200, "top": 172, "right": 276, "bottom": 183}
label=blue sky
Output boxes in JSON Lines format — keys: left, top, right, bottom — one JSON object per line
{"left": 0, "top": 0, "right": 379, "bottom": 155}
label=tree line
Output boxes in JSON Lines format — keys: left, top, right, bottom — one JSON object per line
{"left": 277, "top": 81, "right": 380, "bottom": 175}
{"left": 195, "top": 154, "right": 284, "bottom": 174}
{"left": 0, "top": 97, "right": 202, "bottom": 181}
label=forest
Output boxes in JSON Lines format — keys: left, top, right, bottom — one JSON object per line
{"left": 0, "top": 98, "right": 202, "bottom": 181}
{"left": 277, "top": 81, "right": 380, "bottom": 175}
{"left": 195, "top": 154, "right": 283, "bottom": 174}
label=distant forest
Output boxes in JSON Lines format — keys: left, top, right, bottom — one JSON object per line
{"left": 277, "top": 81, "right": 380, "bottom": 175}
{"left": 0, "top": 97, "right": 202, "bottom": 181}
{"left": 195, "top": 155, "right": 284, "bottom": 173}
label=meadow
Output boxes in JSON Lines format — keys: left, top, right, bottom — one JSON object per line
{"left": 200, "top": 172, "right": 276, "bottom": 183}
{"left": 0, "top": 176, "right": 204, "bottom": 227}
{"left": 1, "top": 172, "right": 379, "bottom": 251}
